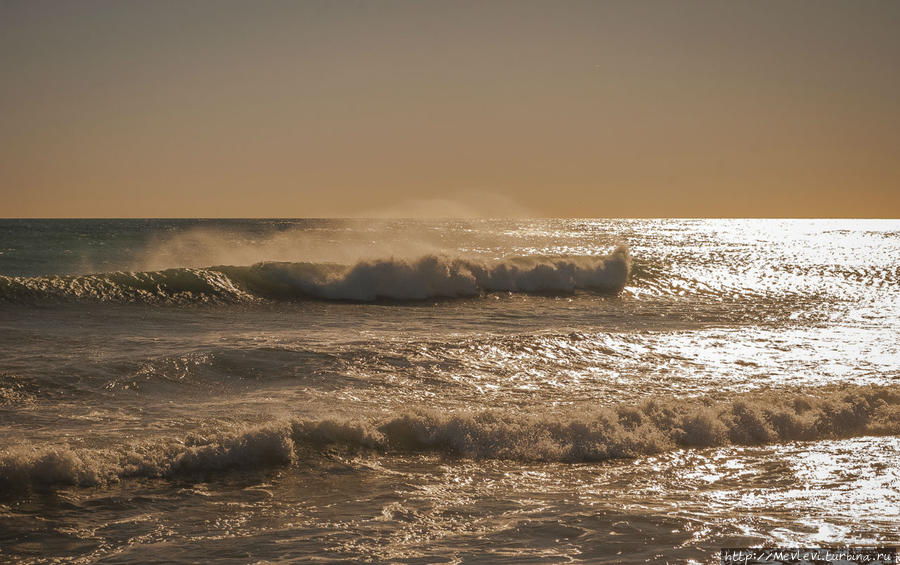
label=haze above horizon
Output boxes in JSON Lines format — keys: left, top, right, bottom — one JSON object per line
{"left": 2, "top": 0, "right": 899, "bottom": 218}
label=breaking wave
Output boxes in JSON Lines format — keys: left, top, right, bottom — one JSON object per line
{"left": 3, "top": 384, "right": 898, "bottom": 494}
{"left": 0, "top": 247, "right": 629, "bottom": 304}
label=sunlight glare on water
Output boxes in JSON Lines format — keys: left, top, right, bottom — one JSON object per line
{"left": 0, "top": 219, "right": 898, "bottom": 563}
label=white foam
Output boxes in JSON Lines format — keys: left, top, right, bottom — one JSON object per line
{"left": 5, "top": 384, "right": 896, "bottom": 495}
{"left": 0, "top": 246, "right": 631, "bottom": 303}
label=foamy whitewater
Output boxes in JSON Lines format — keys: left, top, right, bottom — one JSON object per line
{"left": 1, "top": 219, "right": 898, "bottom": 563}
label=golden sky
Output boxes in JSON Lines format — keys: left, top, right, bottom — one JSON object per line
{"left": 2, "top": 0, "right": 898, "bottom": 218}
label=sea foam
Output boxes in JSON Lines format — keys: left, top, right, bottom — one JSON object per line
{"left": 2, "top": 384, "right": 898, "bottom": 495}
{"left": 0, "top": 246, "right": 630, "bottom": 304}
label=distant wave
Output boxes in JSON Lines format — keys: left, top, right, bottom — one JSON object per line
{"left": 3, "top": 384, "right": 898, "bottom": 493}
{"left": 0, "top": 247, "right": 630, "bottom": 304}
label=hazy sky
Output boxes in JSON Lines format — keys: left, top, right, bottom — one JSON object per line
{"left": 2, "top": 0, "right": 898, "bottom": 218}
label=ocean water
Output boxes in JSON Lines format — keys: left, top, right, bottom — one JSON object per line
{"left": 0, "top": 218, "right": 898, "bottom": 563}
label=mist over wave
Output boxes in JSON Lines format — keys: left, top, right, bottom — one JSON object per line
{"left": 0, "top": 246, "right": 630, "bottom": 303}
{"left": 3, "top": 384, "right": 898, "bottom": 494}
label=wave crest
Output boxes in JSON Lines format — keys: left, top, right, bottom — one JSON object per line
{"left": 3, "top": 384, "right": 898, "bottom": 494}
{"left": 0, "top": 247, "right": 630, "bottom": 304}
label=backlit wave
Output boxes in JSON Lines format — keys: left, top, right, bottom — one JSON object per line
{"left": 0, "top": 247, "right": 630, "bottom": 304}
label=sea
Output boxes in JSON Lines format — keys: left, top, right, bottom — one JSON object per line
{"left": 0, "top": 218, "right": 898, "bottom": 563}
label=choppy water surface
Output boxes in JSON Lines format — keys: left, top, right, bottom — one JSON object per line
{"left": 1, "top": 219, "right": 898, "bottom": 563}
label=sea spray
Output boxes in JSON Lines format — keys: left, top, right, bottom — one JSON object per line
{"left": 0, "top": 246, "right": 630, "bottom": 304}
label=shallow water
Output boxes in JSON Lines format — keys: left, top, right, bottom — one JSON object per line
{"left": 1, "top": 219, "right": 898, "bottom": 563}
